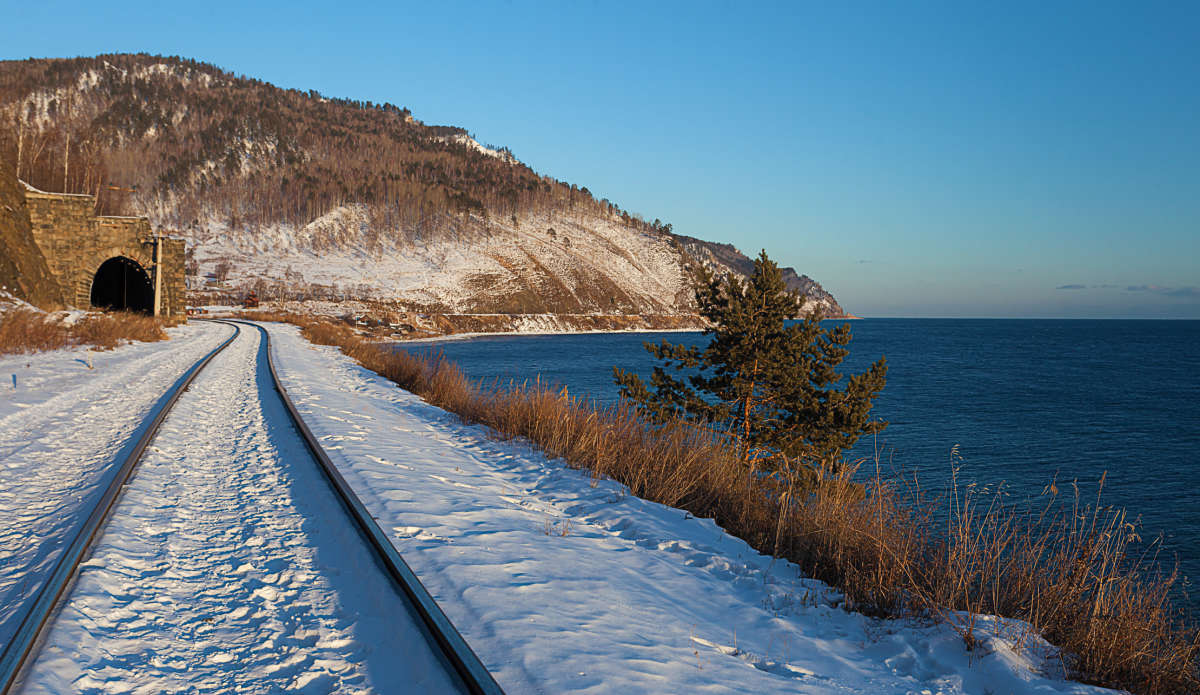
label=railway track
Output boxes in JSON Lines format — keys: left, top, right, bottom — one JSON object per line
{"left": 0, "top": 320, "right": 240, "bottom": 692}
{"left": 247, "top": 319, "right": 503, "bottom": 695}
{"left": 1, "top": 319, "right": 502, "bottom": 694}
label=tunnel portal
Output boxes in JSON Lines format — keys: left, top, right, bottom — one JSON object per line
{"left": 19, "top": 181, "right": 186, "bottom": 317}
{"left": 90, "top": 256, "right": 155, "bottom": 313}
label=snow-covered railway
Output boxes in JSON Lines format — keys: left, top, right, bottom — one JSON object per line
{"left": 0, "top": 321, "right": 239, "bottom": 682}
{"left": 2, "top": 321, "right": 500, "bottom": 694}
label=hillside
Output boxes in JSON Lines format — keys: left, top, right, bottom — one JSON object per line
{"left": 674, "top": 234, "right": 843, "bottom": 314}
{"left": 0, "top": 54, "right": 845, "bottom": 318}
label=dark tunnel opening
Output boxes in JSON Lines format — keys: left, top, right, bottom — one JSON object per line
{"left": 90, "top": 256, "right": 154, "bottom": 314}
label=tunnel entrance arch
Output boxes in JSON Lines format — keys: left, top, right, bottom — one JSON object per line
{"left": 20, "top": 182, "right": 188, "bottom": 317}
{"left": 90, "top": 256, "right": 155, "bottom": 313}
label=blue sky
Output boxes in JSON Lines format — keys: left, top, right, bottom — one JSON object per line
{"left": 4, "top": 0, "right": 1197, "bottom": 317}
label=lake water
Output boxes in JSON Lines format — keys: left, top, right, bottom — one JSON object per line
{"left": 399, "top": 319, "right": 1200, "bottom": 594}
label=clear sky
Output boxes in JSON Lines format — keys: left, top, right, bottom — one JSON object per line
{"left": 4, "top": 0, "right": 1197, "bottom": 317}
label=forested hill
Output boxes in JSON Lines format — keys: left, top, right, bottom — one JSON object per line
{"left": 0, "top": 54, "right": 844, "bottom": 316}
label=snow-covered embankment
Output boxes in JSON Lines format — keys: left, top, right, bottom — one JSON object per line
{"left": 264, "top": 322, "right": 1116, "bottom": 695}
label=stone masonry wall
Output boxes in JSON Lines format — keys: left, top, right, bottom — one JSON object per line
{"left": 22, "top": 184, "right": 187, "bottom": 318}
{"left": 160, "top": 237, "right": 186, "bottom": 317}
{"left": 25, "top": 190, "right": 95, "bottom": 298}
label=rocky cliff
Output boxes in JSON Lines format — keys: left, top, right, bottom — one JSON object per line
{"left": 674, "top": 235, "right": 844, "bottom": 316}
{"left": 0, "top": 162, "right": 64, "bottom": 309}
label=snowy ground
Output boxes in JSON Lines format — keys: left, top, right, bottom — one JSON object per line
{"left": 0, "top": 319, "right": 1122, "bottom": 694}
{"left": 263, "top": 322, "right": 1119, "bottom": 695}
{"left": 16, "top": 325, "right": 463, "bottom": 693}
{"left": 0, "top": 322, "right": 231, "bottom": 649}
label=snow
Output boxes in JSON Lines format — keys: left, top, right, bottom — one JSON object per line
{"left": 177, "top": 207, "right": 692, "bottom": 313}
{"left": 439, "top": 133, "right": 518, "bottom": 163}
{"left": 0, "top": 291, "right": 37, "bottom": 312}
{"left": 16, "top": 325, "right": 462, "bottom": 693}
{"left": 0, "top": 322, "right": 231, "bottom": 650}
{"left": 261, "top": 322, "right": 1120, "bottom": 695}
{"left": 17, "top": 181, "right": 92, "bottom": 198}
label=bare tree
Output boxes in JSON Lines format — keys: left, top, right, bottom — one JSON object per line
{"left": 213, "top": 258, "right": 233, "bottom": 282}
{"left": 185, "top": 248, "right": 200, "bottom": 279}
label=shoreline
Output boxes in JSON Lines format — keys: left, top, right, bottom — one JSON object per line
{"left": 199, "top": 304, "right": 860, "bottom": 343}
{"left": 395, "top": 314, "right": 862, "bottom": 343}
{"left": 395, "top": 326, "right": 705, "bottom": 344}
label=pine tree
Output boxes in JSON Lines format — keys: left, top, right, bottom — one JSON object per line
{"left": 613, "top": 251, "right": 887, "bottom": 480}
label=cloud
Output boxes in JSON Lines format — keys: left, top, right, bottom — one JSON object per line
{"left": 1054, "top": 283, "right": 1197, "bottom": 298}
{"left": 1125, "top": 284, "right": 1198, "bottom": 298}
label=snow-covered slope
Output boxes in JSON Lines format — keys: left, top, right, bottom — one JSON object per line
{"left": 439, "top": 132, "right": 519, "bottom": 163}
{"left": 191, "top": 207, "right": 695, "bottom": 314}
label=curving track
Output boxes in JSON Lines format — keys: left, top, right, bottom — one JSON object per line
{"left": 2, "top": 321, "right": 501, "bottom": 694}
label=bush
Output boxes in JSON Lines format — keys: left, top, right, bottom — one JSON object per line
{"left": 0, "top": 308, "right": 167, "bottom": 355}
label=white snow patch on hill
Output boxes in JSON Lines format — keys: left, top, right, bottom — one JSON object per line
{"left": 439, "top": 133, "right": 518, "bottom": 163}
{"left": 182, "top": 207, "right": 692, "bottom": 312}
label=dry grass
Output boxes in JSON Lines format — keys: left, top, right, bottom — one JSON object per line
{"left": 0, "top": 308, "right": 168, "bottom": 355}
{"left": 261, "top": 312, "right": 1199, "bottom": 694}
{"left": 782, "top": 461, "right": 1199, "bottom": 693}
{"left": 0, "top": 308, "right": 69, "bottom": 353}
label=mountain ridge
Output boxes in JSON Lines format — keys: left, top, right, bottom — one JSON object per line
{"left": 0, "top": 54, "right": 846, "bottom": 318}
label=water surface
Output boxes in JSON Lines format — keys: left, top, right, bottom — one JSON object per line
{"left": 401, "top": 319, "right": 1200, "bottom": 595}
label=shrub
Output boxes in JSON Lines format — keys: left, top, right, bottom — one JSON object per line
{"left": 0, "top": 308, "right": 167, "bottom": 354}
{"left": 0, "top": 308, "right": 70, "bottom": 353}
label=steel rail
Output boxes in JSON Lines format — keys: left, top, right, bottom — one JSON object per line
{"left": 0, "top": 320, "right": 241, "bottom": 694}
{"left": 237, "top": 319, "right": 505, "bottom": 695}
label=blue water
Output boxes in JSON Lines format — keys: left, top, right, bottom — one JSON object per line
{"left": 400, "top": 319, "right": 1200, "bottom": 593}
